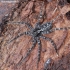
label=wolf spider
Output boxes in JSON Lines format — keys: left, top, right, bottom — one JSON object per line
{"left": 7, "top": 1, "right": 70, "bottom": 68}
{"left": 8, "top": 15, "right": 70, "bottom": 67}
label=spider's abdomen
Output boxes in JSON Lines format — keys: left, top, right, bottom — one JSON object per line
{"left": 40, "top": 22, "right": 53, "bottom": 34}
{"left": 41, "top": 22, "right": 52, "bottom": 30}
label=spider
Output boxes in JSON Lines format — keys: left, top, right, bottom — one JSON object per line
{"left": 6, "top": 1, "right": 70, "bottom": 68}
{"left": 7, "top": 15, "right": 70, "bottom": 67}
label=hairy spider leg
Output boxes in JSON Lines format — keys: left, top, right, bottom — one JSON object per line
{"left": 38, "top": 2, "right": 44, "bottom": 21}
{"left": 40, "top": 36, "right": 58, "bottom": 56}
{"left": 19, "top": 22, "right": 33, "bottom": 30}
{"left": 50, "top": 14, "right": 61, "bottom": 23}
{"left": 35, "top": 2, "right": 45, "bottom": 27}
{"left": 16, "top": 38, "right": 37, "bottom": 66}
{"left": 7, "top": 31, "right": 30, "bottom": 44}
{"left": 37, "top": 38, "right": 42, "bottom": 68}
{"left": 52, "top": 27, "right": 70, "bottom": 31}
{"left": 10, "top": 21, "right": 33, "bottom": 30}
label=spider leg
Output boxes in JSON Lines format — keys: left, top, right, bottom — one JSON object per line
{"left": 10, "top": 21, "right": 33, "bottom": 30}
{"left": 7, "top": 31, "right": 30, "bottom": 44}
{"left": 35, "top": 2, "right": 44, "bottom": 28}
{"left": 37, "top": 37, "right": 42, "bottom": 68}
{"left": 50, "top": 14, "right": 61, "bottom": 23}
{"left": 38, "top": 2, "right": 44, "bottom": 21}
{"left": 51, "top": 27, "right": 70, "bottom": 32}
{"left": 19, "top": 22, "right": 33, "bottom": 30}
{"left": 16, "top": 38, "right": 37, "bottom": 66}
{"left": 40, "top": 36, "right": 58, "bottom": 56}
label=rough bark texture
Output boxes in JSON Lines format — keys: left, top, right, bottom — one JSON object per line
{"left": 0, "top": 0, "right": 70, "bottom": 70}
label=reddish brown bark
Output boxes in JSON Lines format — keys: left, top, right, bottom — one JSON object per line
{"left": 0, "top": 0, "right": 70, "bottom": 70}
